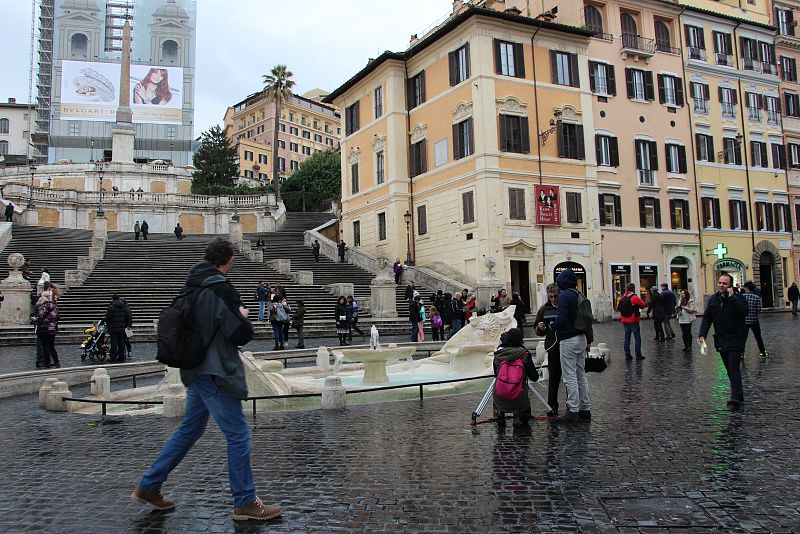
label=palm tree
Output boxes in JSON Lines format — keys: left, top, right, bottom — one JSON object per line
{"left": 262, "top": 65, "right": 295, "bottom": 198}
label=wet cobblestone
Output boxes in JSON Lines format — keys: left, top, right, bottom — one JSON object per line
{"left": 0, "top": 315, "right": 798, "bottom": 532}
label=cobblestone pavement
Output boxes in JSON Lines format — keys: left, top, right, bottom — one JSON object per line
{"left": 0, "top": 315, "right": 799, "bottom": 533}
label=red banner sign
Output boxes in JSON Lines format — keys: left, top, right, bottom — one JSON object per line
{"left": 535, "top": 185, "right": 561, "bottom": 226}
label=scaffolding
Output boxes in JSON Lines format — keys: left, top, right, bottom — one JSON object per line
{"left": 34, "top": 0, "right": 54, "bottom": 163}
{"left": 104, "top": 0, "right": 134, "bottom": 55}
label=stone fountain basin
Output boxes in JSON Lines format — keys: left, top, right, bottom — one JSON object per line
{"left": 333, "top": 346, "right": 417, "bottom": 384}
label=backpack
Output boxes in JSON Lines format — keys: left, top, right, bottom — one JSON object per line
{"left": 618, "top": 294, "right": 635, "bottom": 318}
{"left": 156, "top": 282, "right": 221, "bottom": 369}
{"left": 495, "top": 357, "right": 527, "bottom": 401}
{"left": 569, "top": 288, "right": 594, "bottom": 345}
{"left": 276, "top": 304, "right": 289, "bottom": 323}
{"left": 432, "top": 314, "right": 443, "bottom": 329}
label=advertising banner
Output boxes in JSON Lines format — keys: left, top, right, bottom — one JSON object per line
{"left": 60, "top": 60, "right": 183, "bottom": 124}
{"left": 535, "top": 184, "right": 561, "bottom": 226}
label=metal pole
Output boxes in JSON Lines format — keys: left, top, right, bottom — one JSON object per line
{"left": 96, "top": 165, "right": 104, "bottom": 217}
{"left": 27, "top": 164, "right": 35, "bottom": 208}
{"left": 405, "top": 221, "right": 412, "bottom": 265}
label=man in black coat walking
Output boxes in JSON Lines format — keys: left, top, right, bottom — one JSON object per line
{"left": 4, "top": 203, "right": 14, "bottom": 222}
{"left": 105, "top": 294, "right": 132, "bottom": 362}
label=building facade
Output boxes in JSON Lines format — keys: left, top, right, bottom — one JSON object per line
{"left": 36, "top": 0, "right": 197, "bottom": 166}
{"left": 0, "top": 99, "right": 33, "bottom": 164}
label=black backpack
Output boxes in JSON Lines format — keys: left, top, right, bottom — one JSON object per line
{"left": 569, "top": 289, "right": 594, "bottom": 345}
{"left": 157, "top": 282, "right": 222, "bottom": 369}
{"left": 618, "top": 294, "right": 639, "bottom": 318}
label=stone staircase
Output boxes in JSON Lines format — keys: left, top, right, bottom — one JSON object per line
{"left": 1, "top": 225, "right": 94, "bottom": 286}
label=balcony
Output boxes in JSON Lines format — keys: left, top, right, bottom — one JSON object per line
{"left": 721, "top": 102, "right": 736, "bottom": 118}
{"left": 767, "top": 110, "right": 781, "bottom": 125}
{"left": 761, "top": 62, "right": 778, "bottom": 76}
{"left": 688, "top": 47, "right": 707, "bottom": 61}
{"left": 620, "top": 33, "right": 655, "bottom": 60}
{"left": 655, "top": 41, "right": 680, "bottom": 55}
{"left": 714, "top": 53, "right": 733, "bottom": 67}
{"left": 742, "top": 57, "right": 761, "bottom": 72}
{"left": 693, "top": 98, "right": 709, "bottom": 114}
{"left": 638, "top": 169, "right": 655, "bottom": 186}
{"left": 747, "top": 107, "right": 762, "bottom": 121}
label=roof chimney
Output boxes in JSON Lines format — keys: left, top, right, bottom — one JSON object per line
{"left": 409, "top": 33, "right": 419, "bottom": 47}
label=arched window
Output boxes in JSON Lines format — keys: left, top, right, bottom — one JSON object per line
{"left": 621, "top": 13, "right": 638, "bottom": 48}
{"left": 654, "top": 20, "right": 671, "bottom": 51}
{"left": 583, "top": 5, "right": 603, "bottom": 36}
{"left": 70, "top": 33, "right": 88, "bottom": 58}
{"left": 0, "top": 118, "right": 9, "bottom": 134}
{"left": 161, "top": 40, "right": 178, "bottom": 64}
{"left": 0, "top": 141, "right": 8, "bottom": 155}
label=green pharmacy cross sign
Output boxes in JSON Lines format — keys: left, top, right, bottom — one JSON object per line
{"left": 712, "top": 243, "right": 728, "bottom": 260}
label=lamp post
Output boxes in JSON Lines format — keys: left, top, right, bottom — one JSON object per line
{"left": 403, "top": 209, "right": 413, "bottom": 265}
{"left": 96, "top": 162, "right": 105, "bottom": 217}
{"left": 27, "top": 163, "right": 36, "bottom": 208}
{"left": 169, "top": 142, "right": 174, "bottom": 165}
{"left": 90, "top": 139, "right": 95, "bottom": 162}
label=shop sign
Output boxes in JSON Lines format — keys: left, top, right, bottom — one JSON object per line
{"left": 611, "top": 264, "right": 631, "bottom": 275}
{"left": 535, "top": 184, "right": 561, "bottom": 226}
{"left": 714, "top": 259, "right": 744, "bottom": 271}
{"left": 639, "top": 265, "right": 658, "bottom": 275}
{"left": 554, "top": 261, "right": 586, "bottom": 275}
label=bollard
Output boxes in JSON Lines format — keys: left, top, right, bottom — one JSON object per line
{"left": 321, "top": 376, "right": 346, "bottom": 410}
{"left": 46, "top": 381, "right": 72, "bottom": 412}
{"left": 90, "top": 368, "right": 111, "bottom": 398}
{"left": 316, "top": 346, "right": 330, "bottom": 370}
{"left": 162, "top": 384, "right": 186, "bottom": 418}
{"left": 38, "top": 377, "right": 59, "bottom": 408}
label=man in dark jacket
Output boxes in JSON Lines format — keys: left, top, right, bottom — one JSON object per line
{"left": 698, "top": 273, "right": 749, "bottom": 408}
{"left": 4, "top": 202, "right": 14, "bottom": 222}
{"left": 133, "top": 238, "right": 281, "bottom": 521}
{"left": 311, "top": 240, "right": 320, "bottom": 262}
{"left": 552, "top": 269, "right": 590, "bottom": 423}
{"left": 337, "top": 240, "right": 346, "bottom": 262}
{"left": 174, "top": 223, "right": 184, "bottom": 242}
{"left": 789, "top": 282, "right": 800, "bottom": 316}
{"left": 141, "top": 220, "right": 149, "bottom": 240}
{"left": 448, "top": 292, "right": 465, "bottom": 338}
{"left": 104, "top": 294, "right": 132, "bottom": 363}
{"left": 660, "top": 283, "right": 676, "bottom": 339}
{"left": 534, "top": 283, "right": 561, "bottom": 417}
{"left": 646, "top": 286, "right": 665, "bottom": 341}
{"left": 409, "top": 294, "right": 422, "bottom": 342}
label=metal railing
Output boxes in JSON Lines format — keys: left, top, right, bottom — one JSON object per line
{"left": 621, "top": 34, "right": 655, "bottom": 54}
{"left": 693, "top": 98, "right": 709, "bottom": 113}
{"left": 715, "top": 53, "right": 733, "bottom": 67}
{"left": 655, "top": 42, "right": 680, "bottom": 55}
{"left": 721, "top": 103, "right": 736, "bottom": 118}
{"left": 688, "top": 47, "right": 706, "bottom": 61}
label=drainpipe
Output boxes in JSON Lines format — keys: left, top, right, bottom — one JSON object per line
{"left": 403, "top": 55, "right": 416, "bottom": 265}
{"left": 530, "top": 26, "right": 547, "bottom": 280}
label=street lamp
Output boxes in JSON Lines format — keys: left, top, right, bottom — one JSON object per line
{"left": 169, "top": 142, "right": 174, "bottom": 165}
{"left": 95, "top": 162, "right": 105, "bottom": 217}
{"left": 27, "top": 163, "right": 36, "bottom": 208}
{"left": 403, "top": 209, "right": 413, "bottom": 265}
{"left": 90, "top": 139, "right": 95, "bottom": 162}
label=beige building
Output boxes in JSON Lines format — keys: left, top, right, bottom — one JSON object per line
{"left": 0, "top": 99, "right": 33, "bottom": 164}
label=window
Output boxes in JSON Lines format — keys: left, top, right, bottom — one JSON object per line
{"left": 719, "top": 86, "right": 738, "bottom": 117}
{"left": 278, "top": 157, "right": 285, "bottom": 171}
{"left": 508, "top": 188, "right": 526, "bottom": 220}
{"left": 314, "top": 133, "right": 323, "bottom": 142}
{"left": 68, "top": 121, "right": 80, "bottom": 136}
{"left": 258, "top": 154, "right": 267, "bottom": 164}
{"left": 278, "top": 140, "right": 285, "bottom": 149}
{"left": 462, "top": 191, "right": 475, "bottom": 224}
{"left": 741, "top": 37, "right": 759, "bottom": 70}
{"left": 712, "top": 31, "right": 733, "bottom": 66}
{"left": 410, "top": 140, "right": 427, "bottom": 177}
{"left": 166, "top": 126, "right": 177, "bottom": 139}
{"left": 756, "top": 202, "right": 775, "bottom": 231}
{"left": 774, "top": 203, "right": 791, "bottom": 232}
{"left": 635, "top": 140, "right": 658, "bottom": 185}
{"left": 759, "top": 42, "right": 776, "bottom": 73}
{"left": 326, "top": 138, "right": 334, "bottom": 146}
{"left": 498, "top": 115, "right": 530, "bottom": 153}
{"left": 278, "top": 123, "right": 286, "bottom": 132}
{"left": 0, "top": 141, "right": 6, "bottom": 155}
{"left": 258, "top": 173, "right": 268, "bottom": 181}
{"left": 765, "top": 96, "right": 780, "bottom": 124}
{"left": 695, "top": 133, "right": 714, "bottom": 162}
{"left": 244, "top": 150, "right": 253, "bottom": 161}
{"left": 374, "top": 86, "right": 383, "bottom": 118}
{"left": 351, "top": 162, "right": 359, "bottom": 194}
{"left": 785, "top": 93, "right": 800, "bottom": 117}
{"left": 790, "top": 143, "right": 800, "bottom": 168}
{"left": 598, "top": 193, "right": 622, "bottom": 226}
{"left": 781, "top": 56, "right": 797, "bottom": 82}
{"left": 685, "top": 25, "right": 706, "bottom": 60}
{"left": 376, "top": 150, "right": 385, "bottom": 184}
{"left": 288, "top": 112, "right": 295, "bottom": 122}
{"left": 620, "top": 13, "right": 638, "bottom": 49}
{"left": 449, "top": 43, "right": 470, "bottom": 86}
{"left": 665, "top": 143, "right": 687, "bottom": 173}
{"left": 453, "top": 118, "right": 474, "bottom": 160}
{"left": 751, "top": 141, "right": 768, "bottom": 167}
{"left": 589, "top": 61, "right": 616, "bottom": 95}
{"left": 638, "top": 197, "right": 661, "bottom": 228}
{"left": 290, "top": 160, "right": 299, "bottom": 170}
{"left": 243, "top": 170, "right": 254, "bottom": 178}
{"left": 584, "top": 4, "right": 603, "bottom": 35}
{"left": 669, "top": 198, "right": 690, "bottom": 229}
{"left": 777, "top": 8, "right": 795, "bottom": 36}
{"left": 290, "top": 142, "right": 298, "bottom": 152}
{"left": 353, "top": 221, "right": 361, "bottom": 247}
{"left": 302, "top": 146, "right": 311, "bottom": 155}
{"left": 70, "top": 33, "right": 88, "bottom": 58}
{"left": 723, "top": 137, "right": 742, "bottom": 165}
{"left": 302, "top": 130, "right": 311, "bottom": 139}
{"left": 407, "top": 71, "right": 426, "bottom": 109}
{"left": 313, "top": 120, "right": 319, "bottom": 130}
{"left": 550, "top": 51, "right": 579, "bottom": 87}
{"left": 557, "top": 123, "right": 585, "bottom": 160}
{"left": 378, "top": 213, "right": 387, "bottom": 241}
{"left": 161, "top": 40, "right": 178, "bottom": 64}
{"left": 746, "top": 92, "right": 763, "bottom": 121}
{"left": 701, "top": 197, "right": 721, "bottom": 228}
{"left": 691, "top": 82, "right": 709, "bottom": 113}
{"left": 494, "top": 39, "right": 525, "bottom": 78}
{"left": 654, "top": 20, "right": 672, "bottom": 52}
{"left": 417, "top": 205, "right": 427, "bottom": 235}
{"left": 289, "top": 126, "right": 299, "bottom": 135}
{"left": 658, "top": 74, "right": 684, "bottom": 106}
{"left": 0, "top": 118, "right": 9, "bottom": 134}
{"left": 772, "top": 143, "right": 787, "bottom": 169}
{"left": 729, "top": 199, "right": 748, "bottom": 230}
{"left": 566, "top": 192, "right": 583, "bottom": 223}
{"left": 625, "top": 68, "right": 654, "bottom": 101}
{"left": 345, "top": 101, "right": 360, "bottom": 135}
{"left": 595, "top": 134, "right": 619, "bottom": 167}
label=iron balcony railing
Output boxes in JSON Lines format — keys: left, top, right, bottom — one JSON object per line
{"left": 693, "top": 98, "right": 709, "bottom": 113}
{"left": 721, "top": 102, "right": 736, "bottom": 118}
{"left": 621, "top": 33, "right": 655, "bottom": 54}
{"left": 715, "top": 53, "right": 733, "bottom": 67}
{"left": 688, "top": 47, "right": 707, "bottom": 61}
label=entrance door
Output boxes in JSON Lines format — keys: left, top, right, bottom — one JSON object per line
{"left": 638, "top": 264, "right": 658, "bottom": 305}
{"left": 760, "top": 254, "right": 775, "bottom": 307}
{"left": 554, "top": 262, "right": 587, "bottom": 295}
{"left": 670, "top": 257, "right": 689, "bottom": 292}
{"left": 510, "top": 261, "right": 531, "bottom": 308}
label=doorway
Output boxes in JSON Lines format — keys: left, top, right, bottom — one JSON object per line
{"left": 554, "top": 261, "right": 587, "bottom": 295}
{"left": 510, "top": 260, "right": 531, "bottom": 309}
{"left": 759, "top": 253, "right": 775, "bottom": 307}
{"left": 638, "top": 264, "right": 658, "bottom": 305}
{"left": 611, "top": 264, "right": 631, "bottom": 310}
{"left": 670, "top": 257, "right": 689, "bottom": 292}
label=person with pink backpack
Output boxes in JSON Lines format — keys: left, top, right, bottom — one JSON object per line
{"left": 492, "top": 328, "right": 538, "bottom": 430}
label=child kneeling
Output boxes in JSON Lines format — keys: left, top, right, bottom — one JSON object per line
{"left": 493, "top": 328, "right": 538, "bottom": 429}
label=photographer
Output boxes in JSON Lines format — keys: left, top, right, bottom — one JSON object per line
{"left": 534, "top": 283, "right": 561, "bottom": 418}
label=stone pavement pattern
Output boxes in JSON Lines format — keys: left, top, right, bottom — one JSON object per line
{"left": 0, "top": 316, "right": 799, "bottom": 532}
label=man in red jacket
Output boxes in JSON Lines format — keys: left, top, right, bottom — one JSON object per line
{"left": 618, "top": 282, "right": 647, "bottom": 360}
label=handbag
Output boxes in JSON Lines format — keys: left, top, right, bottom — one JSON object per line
{"left": 584, "top": 353, "right": 607, "bottom": 373}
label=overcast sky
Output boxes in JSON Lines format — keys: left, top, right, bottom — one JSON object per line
{"left": 0, "top": 0, "right": 452, "bottom": 136}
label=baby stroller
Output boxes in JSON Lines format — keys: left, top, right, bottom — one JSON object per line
{"left": 80, "top": 320, "right": 109, "bottom": 362}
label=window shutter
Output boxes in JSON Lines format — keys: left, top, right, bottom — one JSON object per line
{"left": 508, "top": 190, "right": 517, "bottom": 219}
{"left": 713, "top": 198, "right": 721, "bottom": 228}
{"left": 675, "top": 77, "right": 684, "bottom": 106}
{"left": 575, "top": 193, "right": 583, "bottom": 223}
{"left": 419, "top": 71, "right": 426, "bottom": 104}
{"left": 514, "top": 42, "right": 525, "bottom": 78}
{"left": 772, "top": 143, "right": 779, "bottom": 169}
{"left": 610, "top": 136, "right": 619, "bottom": 166}
{"left": 418, "top": 206, "right": 427, "bottom": 235}
{"left": 452, "top": 123, "right": 461, "bottom": 160}
{"left": 740, "top": 201, "right": 747, "bottom": 230}
{"left": 657, "top": 74, "right": 666, "bottom": 104}
{"left": 448, "top": 50, "right": 457, "bottom": 86}
{"left": 614, "top": 195, "right": 622, "bottom": 226}
{"left": 729, "top": 199, "right": 737, "bottom": 228}
{"left": 665, "top": 143, "right": 673, "bottom": 171}
{"left": 639, "top": 197, "right": 647, "bottom": 228}
{"left": 678, "top": 145, "right": 687, "bottom": 173}
{"left": 467, "top": 117, "right": 475, "bottom": 156}
{"left": 598, "top": 194, "right": 606, "bottom": 226}
{"left": 654, "top": 198, "right": 662, "bottom": 228}
{"left": 569, "top": 53, "right": 580, "bottom": 87}
{"left": 557, "top": 123, "right": 566, "bottom": 158}
{"left": 576, "top": 125, "right": 585, "bottom": 160}
{"left": 712, "top": 31, "right": 720, "bottom": 53}
{"left": 685, "top": 25, "right": 692, "bottom": 47}
{"left": 608, "top": 65, "right": 617, "bottom": 95}
{"left": 670, "top": 199, "right": 677, "bottom": 229}
{"left": 464, "top": 43, "right": 471, "bottom": 79}
{"left": 410, "top": 143, "right": 418, "bottom": 177}
{"left": 649, "top": 140, "right": 659, "bottom": 170}
{"left": 701, "top": 198, "right": 709, "bottom": 227}
{"left": 725, "top": 33, "right": 732, "bottom": 54}
{"left": 644, "top": 70, "right": 655, "bottom": 100}
{"left": 595, "top": 134, "right": 602, "bottom": 163}
{"left": 682, "top": 200, "right": 691, "bottom": 229}
{"left": 550, "top": 50, "right": 558, "bottom": 83}
{"left": 498, "top": 115, "right": 507, "bottom": 152}
{"left": 635, "top": 140, "right": 643, "bottom": 169}
{"left": 520, "top": 117, "right": 530, "bottom": 154}
{"left": 731, "top": 88, "right": 738, "bottom": 105}
{"left": 698, "top": 28, "right": 706, "bottom": 49}
{"left": 463, "top": 192, "right": 469, "bottom": 223}
{"left": 718, "top": 86, "right": 724, "bottom": 103}
{"left": 588, "top": 61, "right": 597, "bottom": 92}
{"left": 493, "top": 39, "right": 502, "bottom": 74}
{"left": 775, "top": 97, "right": 782, "bottom": 113}
{"left": 695, "top": 133, "right": 702, "bottom": 159}
{"left": 353, "top": 101, "right": 360, "bottom": 130}
{"left": 708, "top": 135, "right": 715, "bottom": 159}
{"left": 786, "top": 204, "right": 793, "bottom": 231}
{"left": 420, "top": 140, "right": 427, "bottom": 174}
{"left": 407, "top": 77, "right": 414, "bottom": 109}
{"left": 739, "top": 36, "right": 746, "bottom": 56}
{"left": 625, "top": 68, "right": 633, "bottom": 99}
{"left": 702, "top": 83, "right": 710, "bottom": 100}
{"left": 790, "top": 10, "right": 796, "bottom": 37}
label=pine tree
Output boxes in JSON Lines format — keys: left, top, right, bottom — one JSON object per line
{"left": 191, "top": 125, "right": 238, "bottom": 193}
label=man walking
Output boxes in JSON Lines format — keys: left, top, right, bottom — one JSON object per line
{"left": 698, "top": 273, "right": 749, "bottom": 408}
{"left": 255, "top": 281, "right": 270, "bottom": 322}
{"left": 311, "top": 240, "right": 320, "bottom": 263}
{"left": 392, "top": 259, "right": 403, "bottom": 285}
{"left": 534, "top": 283, "right": 562, "bottom": 417}
{"left": 660, "top": 283, "right": 676, "bottom": 339}
{"left": 337, "top": 240, "right": 346, "bottom": 263}
{"left": 174, "top": 223, "right": 184, "bottom": 242}
{"left": 409, "top": 294, "right": 422, "bottom": 342}
{"left": 741, "top": 281, "right": 767, "bottom": 356}
{"left": 141, "top": 220, "right": 149, "bottom": 240}
{"left": 788, "top": 282, "right": 799, "bottom": 317}
{"left": 4, "top": 202, "right": 14, "bottom": 222}
{"left": 618, "top": 283, "right": 646, "bottom": 360}
{"left": 553, "top": 268, "right": 591, "bottom": 423}
{"left": 132, "top": 237, "right": 281, "bottom": 521}
{"left": 134, "top": 221, "right": 140, "bottom": 240}
{"left": 104, "top": 294, "right": 132, "bottom": 363}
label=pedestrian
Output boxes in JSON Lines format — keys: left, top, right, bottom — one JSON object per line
{"left": 392, "top": 259, "right": 403, "bottom": 285}
{"left": 675, "top": 289, "right": 697, "bottom": 352}
{"left": 660, "top": 283, "right": 677, "bottom": 339}
{"left": 121, "top": 297, "right": 133, "bottom": 359}
{"left": 418, "top": 297, "right": 427, "bottom": 342}
{"left": 430, "top": 306, "right": 444, "bottom": 341}
{"left": 618, "top": 282, "right": 646, "bottom": 360}
{"left": 409, "top": 294, "right": 423, "bottom": 342}
{"left": 404, "top": 281, "right": 415, "bottom": 303}
{"left": 104, "top": 293, "right": 132, "bottom": 363}
{"left": 293, "top": 300, "right": 305, "bottom": 349}
{"left": 534, "top": 283, "right": 562, "bottom": 417}
{"left": 311, "top": 240, "right": 320, "bottom": 262}
{"left": 141, "top": 220, "right": 149, "bottom": 240}
{"left": 335, "top": 296, "right": 351, "bottom": 346}
{"left": 255, "top": 281, "right": 270, "bottom": 322}
{"left": 4, "top": 202, "right": 14, "bottom": 222}
{"left": 448, "top": 292, "right": 465, "bottom": 338}
{"left": 463, "top": 292, "right": 477, "bottom": 323}
{"left": 132, "top": 237, "right": 280, "bottom": 520}
{"left": 255, "top": 237, "right": 266, "bottom": 253}
{"left": 741, "top": 281, "right": 767, "bottom": 357}
{"left": 37, "top": 269, "right": 50, "bottom": 294}
{"left": 337, "top": 240, "right": 346, "bottom": 263}
{"left": 274, "top": 282, "right": 287, "bottom": 301}
{"left": 174, "top": 223, "right": 184, "bottom": 242}
{"left": 33, "top": 290, "right": 60, "bottom": 368}
{"left": 137, "top": 186, "right": 144, "bottom": 200}
{"left": 280, "top": 298, "right": 291, "bottom": 349}
{"left": 646, "top": 286, "right": 665, "bottom": 341}
{"left": 698, "top": 273, "right": 749, "bottom": 408}
{"left": 347, "top": 295, "right": 364, "bottom": 341}
{"left": 492, "top": 327, "right": 538, "bottom": 430}
{"left": 510, "top": 291, "right": 529, "bottom": 336}
{"left": 491, "top": 288, "right": 510, "bottom": 312}
{"left": 552, "top": 268, "right": 591, "bottom": 423}
{"left": 789, "top": 281, "right": 800, "bottom": 317}
{"left": 134, "top": 221, "right": 141, "bottom": 240}
{"left": 269, "top": 295, "right": 285, "bottom": 351}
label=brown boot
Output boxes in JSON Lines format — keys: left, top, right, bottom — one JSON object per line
{"left": 232, "top": 497, "right": 282, "bottom": 521}
{"left": 131, "top": 487, "right": 176, "bottom": 510}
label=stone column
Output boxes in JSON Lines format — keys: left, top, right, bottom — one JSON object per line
{"left": 0, "top": 253, "right": 32, "bottom": 325}
{"left": 474, "top": 257, "right": 504, "bottom": 311}
{"left": 370, "top": 256, "right": 397, "bottom": 318}
{"left": 321, "top": 376, "right": 346, "bottom": 409}
{"left": 45, "top": 381, "right": 72, "bottom": 412}
{"left": 229, "top": 220, "right": 243, "bottom": 244}
{"left": 22, "top": 209, "right": 38, "bottom": 226}
{"left": 90, "top": 368, "right": 111, "bottom": 398}
{"left": 163, "top": 384, "right": 186, "bottom": 418}
{"left": 39, "top": 377, "right": 59, "bottom": 408}
{"left": 316, "top": 346, "right": 330, "bottom": 371}
{"left": 93, "top": 217, "right": 108, "bottom": 240}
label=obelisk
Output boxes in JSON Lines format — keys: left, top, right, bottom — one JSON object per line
{"left": 111, "top": 19, "right": 135, "bottom": 163}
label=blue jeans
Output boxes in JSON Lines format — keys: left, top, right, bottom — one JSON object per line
{"left": 559, "top": 334, "right": 590, "bottom": 413}
{"left": 448, "top": 319, "right": 463, "bottom": 339}
{"left": 623, "top": 322, "right": 642, "bottom": 358}
{"left": 410, "top": 322, "right": 419, "bottom": 342}
{"left": 271, "top": 321, "right": 284, "bottom": 346}
{"left": 258, "top": 301, "right": 266, "bottom": 322}
{"left": 138, "top": 375, "right": 256, "bottom": 507}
